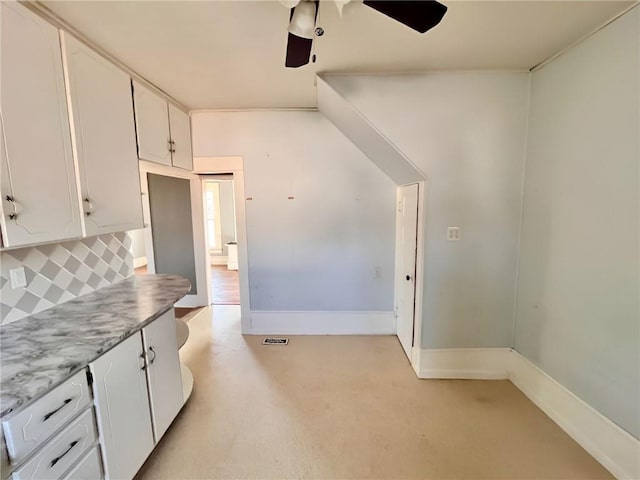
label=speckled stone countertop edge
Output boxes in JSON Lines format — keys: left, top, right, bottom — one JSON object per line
{"left": 0, "top": 274, "right": 191, "bottom": 419}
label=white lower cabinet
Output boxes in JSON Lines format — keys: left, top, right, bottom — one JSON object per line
{"left": 90, "top": 309, "right": 183, "bottom": 480}
{"left": 62, "top": 447, "right": 102, "bottom": 480}
{"left": 11, "top": 409, "right": 97, "bottom": 480}
{"left": 142, "top": 310, "right": 184, "bottom": 441}
{"left": 90, "top": 333, "right": 153, "bottom": 480}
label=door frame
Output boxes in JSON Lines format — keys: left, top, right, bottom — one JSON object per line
{"left": 193, "top": 156, "right": 251, "bottom": 334}
{"left": 139, "top": 160, "right": 211, "bottom": 307}
{"left": 394, "top": 180, "right": 427, "bottom": 375}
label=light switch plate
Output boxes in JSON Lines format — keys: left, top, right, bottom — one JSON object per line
{"left": 9, "top": 267, "right": 27, "bottom": 288}
{"left": 447, "top": 227, "right": 461, "bottom": 241}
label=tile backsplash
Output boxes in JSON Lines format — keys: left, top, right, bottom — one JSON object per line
{"left": 0, "top": 232, "right": 133, "bottom": 324}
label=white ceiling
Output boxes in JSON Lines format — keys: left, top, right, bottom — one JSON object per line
{"left": 41, "top": 0, "right": 635, "bottom": 110}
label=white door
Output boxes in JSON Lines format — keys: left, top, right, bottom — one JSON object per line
{"left": 132, "top": 81, "right": 172, "bottom": 166}
{"left": 142, "top": 309, "right": 183, "bottom": 442}
{"left": 62, "top": 33, "right": 144, "bottom": 236}
{"left": 90, "top": 333, "right": 154, "bottom": 480}
{"left": 168, "top": 104, "right": 193, "bottom": 171}
{"left": 0, "top": 3, "right": 82, "bottom": 248}
{"left": 395, "top": 183, "right": 419, "bottom": 359}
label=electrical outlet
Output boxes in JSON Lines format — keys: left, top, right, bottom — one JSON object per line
{"left": 9, "top": 267, "right": 26, "bottom": 288}
{"left": 447, "top": 227, "right": 461, "bottom": 241}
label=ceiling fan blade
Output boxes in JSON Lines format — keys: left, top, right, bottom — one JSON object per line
{"left": 362, "top": 0, "right": 447, "bottom": 33}
{"left": 285, "top": 32, "right": 313, "bottom": 67}
{"left": 284, "top": 1, "right": 319, "bottom": 68}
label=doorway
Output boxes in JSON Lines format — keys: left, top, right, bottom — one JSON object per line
{"left": 395, "top": 183, "right": 422, "bottom": 363}
{"left": 203, "top": 176, "right": 240, "bottom": 305}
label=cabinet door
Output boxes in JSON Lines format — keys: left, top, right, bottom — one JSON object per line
{"left": 132, "top": 81, "right": 171, "bottom": 166}
{"left": 62, "top": 33, "right": 144, "bottom": 236}
{"left": 168, "top": 104, "right": 193, "bottom": 171}
{"left": 0, "top": 3, "right": 82, "bottom": 248}
{"left": 90, "top": 333, "right": 154, "bottom": 480}
{"left": 142, "top": 309, "right": 184, "bottom": 442}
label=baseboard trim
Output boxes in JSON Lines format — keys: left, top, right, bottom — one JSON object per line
{"left": 509, "top": 351, "right": 640, "bottom": 480}
{"left": 248, "top": 311, "right": 395, "bottom": 335}
{"left": 133, "top": 256, "right": 147, "bottom": 268}
{"left": 418, "top": 348, "right": 511, "bottom": 379}
{"left": 210, "top": 256, "right": 228, "bottom": 265}
{"left": 416, "top": 347, "right": 639, "bottom": 479}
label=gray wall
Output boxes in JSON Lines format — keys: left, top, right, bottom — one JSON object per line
{"left": 147, "top": 173, "right": 198, "bottom": 294}
{"left": 192, "top": 111, "right": 396, "bottom": 312}
{"left": 324, "top": 73, "right": 530, "bottom": 348}
{"left": 514, "top": 8, "right": 640, "bottom": 439}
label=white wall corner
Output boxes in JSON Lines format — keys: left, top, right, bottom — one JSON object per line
{"left": 248, "top": 311, "right": 395, "bottom": 335}
{"left": 509, "top": 351, "right": 640, "bottom": 480}
{"left": 418, "top": 348, "right": 512, "bottom": 379}
{"left": 416, "top": 348, "right": 639, "bottom": 478}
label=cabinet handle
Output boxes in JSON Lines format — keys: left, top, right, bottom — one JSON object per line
{"left": 42, "top": 398, "right": 73, "bottom": 422}
{"left": 5, "top": 195, "right": 17, "bottom": 220}
{"left": 49, "top": 440, "right": 79, "bottom": 468}
{"left": 168, "top": 140, "right": 176, "bottom": 154}
{"left": 83, "top": 198, "right": 94, "bottom": 217}
{"left": 148, "top": 346, "right": 156, "bottom": 365}
{"left": 140, "top": 352, "right": 147, "bottom": 371}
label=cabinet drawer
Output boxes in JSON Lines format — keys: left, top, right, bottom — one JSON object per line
{"left": 12, "top": 408, "right": 96, "bottom": 480}
{"left": 61, "top": 446, "right": 102, "bottom": 480}
{"left": 3, "top": 371, "right": 91, "bottom": 464}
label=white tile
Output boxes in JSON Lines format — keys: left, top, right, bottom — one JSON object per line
{"left": 53, "top": 269, "right": 74, "bottom": 290}
{"left": 75, "top": 264, "right": 92, "bottom": 283}
{"left": 22, "top": 248, "right": 48, "bottom": 271}
{"left": 27, "top": 274, "right": 52, "bottom": 298}
{"left": 49, "top": 244, "right": 72, "bottom": 266}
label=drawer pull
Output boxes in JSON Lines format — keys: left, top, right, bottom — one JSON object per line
{"left": 49, "top": 440, "right": 78, "bottom": 468}
{"left": 42, "top": 398, "right": 72, "bottom": 422}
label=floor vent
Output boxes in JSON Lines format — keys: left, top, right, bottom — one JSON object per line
{"left": 262, "top": 338, "right": 289, "bottom": 345}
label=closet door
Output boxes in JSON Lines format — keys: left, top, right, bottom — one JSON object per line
{"left": 132, "top": 81, "right": 172, "bottom": 166}
{"left": 62, "top": 33, "right": 144, "bottom": 236}
{"left": 168, "top": 104, "right": 193, "bottom": 171}
{"left": 0, "top": 3, "right": 81, "bottom": 248}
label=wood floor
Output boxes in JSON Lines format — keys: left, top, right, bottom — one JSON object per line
{"left": 210, "top": 265, "right": 240, "bottom": 305}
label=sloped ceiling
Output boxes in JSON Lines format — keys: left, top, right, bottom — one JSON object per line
{"left": 41, "top": 0, "right": 635, "bottom": 109}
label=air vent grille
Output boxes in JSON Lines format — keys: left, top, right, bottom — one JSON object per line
{"left": 262, "top": 338, "right": 289, "bottom": 345}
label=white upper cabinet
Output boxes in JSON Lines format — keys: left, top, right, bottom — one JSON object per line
{"left": 132, "top": 80, "right": 172, "bottom": 166}
{"left": 133, "top": 81, "right": 192, "bottom": 170}
{"left": 168, "top": 104, "right": 193, "bottom": 171}
{"left": 62, "top": 33, "right": 144, "bottom": 236}
{"left": 0, "top": 2, "right": 82, "bottom": 248}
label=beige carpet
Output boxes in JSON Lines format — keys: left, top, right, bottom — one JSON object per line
{"left": 135, "top": 306, "right": 612, "bottom": 480}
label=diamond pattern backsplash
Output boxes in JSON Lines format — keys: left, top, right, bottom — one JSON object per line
{"left": 1, "top": 232, "right": 133, "bottom": 325}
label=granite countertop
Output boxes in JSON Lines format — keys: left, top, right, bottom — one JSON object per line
{"left": 0, "top": 274, "right": 191, "bottom": 419}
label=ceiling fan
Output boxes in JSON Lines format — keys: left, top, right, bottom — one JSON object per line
{"left": 280, "top": 0, "right": 448, "bottom": 68}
